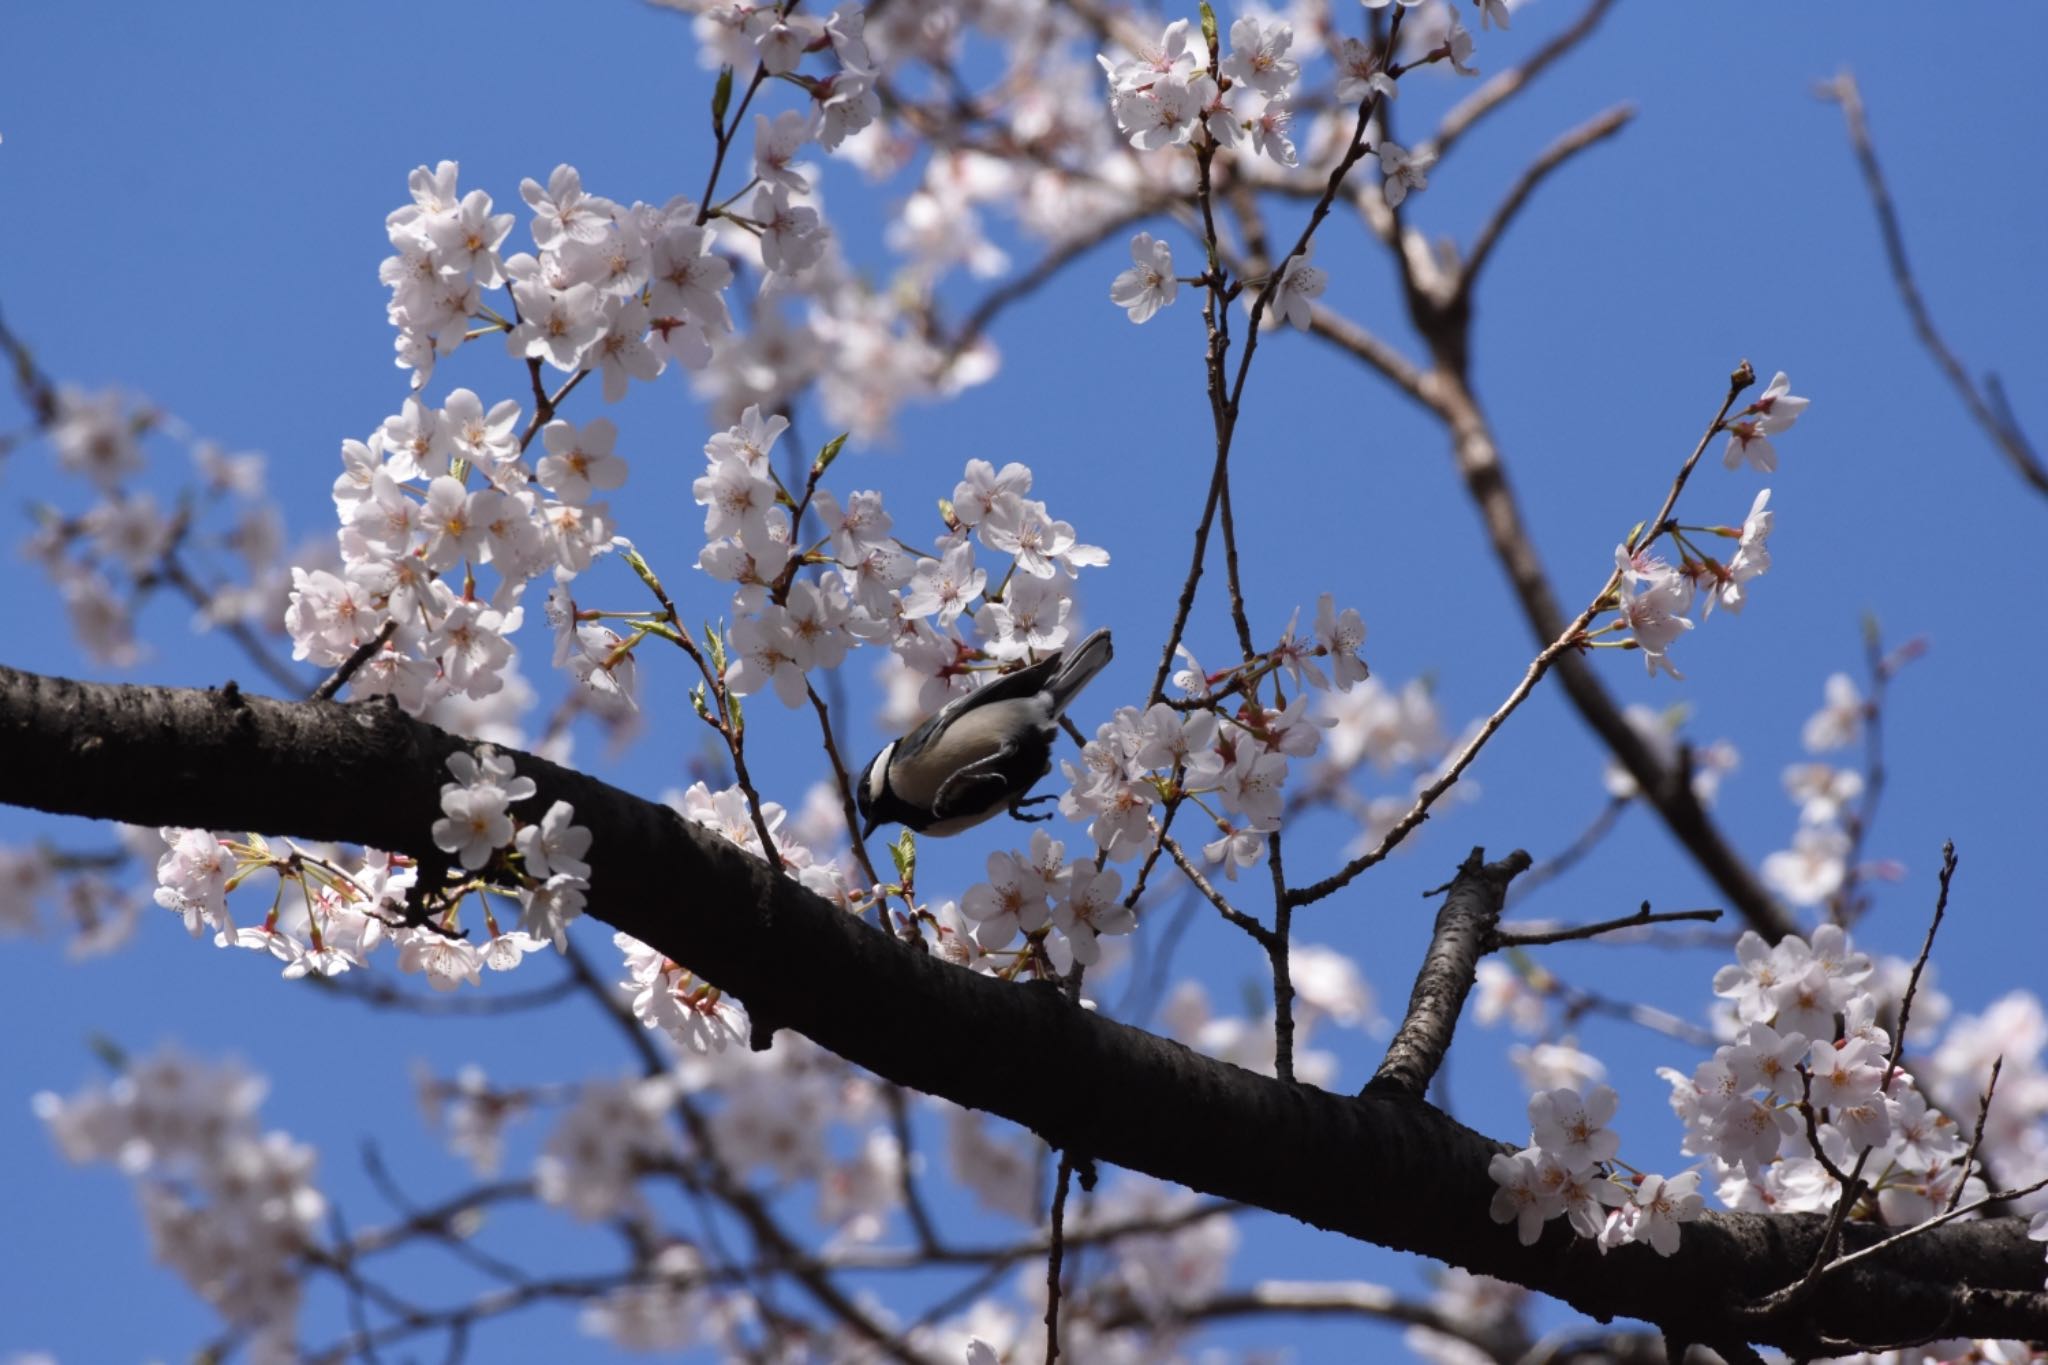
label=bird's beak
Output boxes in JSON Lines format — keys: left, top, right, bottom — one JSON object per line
{"left": 859, "top": 815, "right": 879, "bottom": 842}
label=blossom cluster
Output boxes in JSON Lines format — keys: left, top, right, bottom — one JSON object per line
{"left": 1100, "top": 18, "right": 1304, "bottom": 166}
{"left": 1609, "top": 371, "right": 1804, "bottom": 677}
{"left": 1486, "top": 1082, "right": 1704, "bottom": 1254}
{"left": 1753, "top": 667, "right": 1904, "bottom": 909}
{"left": 1066, "top": 594, "right": 1368, "bottom": 870}
{"left": 35, "top": 1048, "right": 324, "bottom": 1363}
{"left": 294, "top": 157, "right": 791, "bottom": 723}
{"left": 1665, "top": 926, "right": 1979, "bottom": 1224}
{"left": 29, "top": 385, "right": 292, "bottom": 671}
{"left": 148, "top": 746, "right": 592, "bottom": 988}
{"left": 697, "top": 430, "right": 1109, "bottom": 730}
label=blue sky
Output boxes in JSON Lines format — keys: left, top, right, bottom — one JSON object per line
{"left": 2, "top": 0, "right": 2044, "bottom": 1359}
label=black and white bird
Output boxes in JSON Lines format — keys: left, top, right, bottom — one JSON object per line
{"left": 855, "top": 628, "right": 1113, "bottom": 839}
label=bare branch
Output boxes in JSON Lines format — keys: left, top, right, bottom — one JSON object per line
{"left": 1458, "top": 104, "right": 1635, "bottom": 301}
{"left": 1492, "top": 902, "right": 1722, "bottom": 949}
{"left": 1431, "top": 0, "right": 1621, "bottom": 163}
{"left": 1819, "top": 72, "right": 2047, "bottom": 499}
{"left": 1367, "top": 847, "right": 1530, "bottom": 1099}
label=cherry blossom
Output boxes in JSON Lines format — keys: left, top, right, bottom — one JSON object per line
{"left": 1110, "top": 232, "right": 1177, "bottom": 324}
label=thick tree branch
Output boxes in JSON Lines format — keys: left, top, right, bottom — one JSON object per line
{"left": 1368, "top": 847, "right": 1530, "bottom": 1098}
{"left": 0, "top": 663, "right": 2039, "bottom": 1354}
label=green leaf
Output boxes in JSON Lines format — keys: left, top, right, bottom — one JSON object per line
{"left": 812, "top": 431, "right": 849, "bottom": 477}
{"left": 888, "top": 829, "right": 917, "bottom": 886}
{"left": 1199, "top": 0, "right": 1219, "bottom": 54}
{"left": 712, "top": 66, "right": 734, "bottom": 129}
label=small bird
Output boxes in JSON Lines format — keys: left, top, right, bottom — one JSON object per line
{"left": 856, "top": 629, "right": 1114, "bottom": 840}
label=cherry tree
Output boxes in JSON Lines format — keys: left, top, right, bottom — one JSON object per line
{"left": 2, "top": 1, "right": 2044, "bottom": 1362}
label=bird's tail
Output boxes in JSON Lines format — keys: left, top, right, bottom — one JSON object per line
{"left": 1046, "top": 628, "right": 1113, "bottom": 716}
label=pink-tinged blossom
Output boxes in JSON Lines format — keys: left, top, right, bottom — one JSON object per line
{"left": 380, "top": 396, "right": 450, "bottom": 482}
{"left": 515, "top": 801, "right": 592, "bottom": 883}
{"left": 1111, "top": 232, "right": 1177, "bottom": 324}
{"left": 726, "top": 610, "right": 811, "bottom": 708}
{"left": 153, "top": 828, "right": 234, "bottom": 938}
{"left": 1272, "top": 245, "right": 1326, "bottom": 328}
{"left": 425, "top": 189, "right": 515, "bottom": 288}
{"left": 1630, "top": 1171, "right": 1704, "bottom": 1256}
{"left": 506, "top": 273, "right": 603, "bottom": 372}
{"left": 1614, "top": 545, "right": 1694, "bottom": 678}
{"left": 1379, "top": 141, "right": 1435, "bottom": 208}
{"left": 1725, "top": 1022, "right": 1809, "bottom": 1099}
{"left": 1049, "top": 862, "right": 1130, "bottom": 965}
{"left": 1220, "top": 749, "right": 1288, "bottom": 828}
{"left": 810, "top": 488, "right": 893, "bottom": 567}
{"left": 1749, "top": 371, "right": 1809, "bottom": 433}
{"left": 974, "top": 571, "right": 1073, "bottom": 661}
{"left": 753, "top": 185, "right": 827, "bottom": 275}
{"left": 588, "top": 296, "right": 664, "bottom": 401}
{"left": 520, "top": 873, "right": 588, "bottom": 951}
{"left": 1712, "top": 488, "right": 1773, "bottom": 613}
{"left": 752, "top": 109, "right": 815, "bottom": 193}
{"left": 902, "top": 540, "right": 986, "bottom": 625}
{"left": 1335, "top": 39, "right": 1398, "bottom": 103}
{"left": 1760, "top": 825, "right": 1850, "bottom": 907}
{"left": 1312, "top": 592, "right": 1369, "bottom": 688}
{"left": 1529, "top": 1085, "right": 1620, "bottom": 1174}
{"left": 1807, "top": 1037, "right": 1885, "bottom": 1114}
{"left": 427, "top": 598, "right": 517, "bottom": 698}
{"left": 1487, "top": 1150, "right": 1562, "bottom": 1245}
{"left": 397, "top": 925, "right": 484, "bottom": 991}
{"left": 442, "top": 388, "right": 522, "bottom": 472}
{"left": 1113, "top": 74, "right": 1207, "bottom": 151}
{"left": 953, "top": 460, "right": 1032, "bottom": 527}
{"left": 1721, "top": 419, "right": 1778, "bottom": 473}
{"left": 520, "top": 164, "right": 617, "bottom": 250}
{"left": 745, "top": 9, "right": 822, "bottom": 75}
{"left": 1098, "top": 19, "right": 1197, "bottom": 92}
{"left": 1221, "top": 17, "right": 1299, "bottom": 95}
{"left": 979, "top": 496, "right": 1105, "bottom": 578}
{"left": 647, "top": 214, "right": 734, "bottom": 333}
{"left": 1783, "top": 763, "right": 1864, "bottom": 825}
{"left": 1246, "top": 96, "right": 1299, "bottom": 168}
{"left": 1714, "top": 930, "right": 1805, "bottom": 1023}
{"left": 616, "top": 931, "right": 749, "bottom": 1053}
{"left": 961, "top": 846, "right": 1054, "bottom": 949}
{"left": 1801, "top": 672, "right": 1865, "bottom": 752}
{"left": 537, "top": 418, "right": 629, "bottom": 505}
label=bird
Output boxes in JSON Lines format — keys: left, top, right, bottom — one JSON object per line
{"left": 855, "top": 628, "right": 1113, "bottom": 840}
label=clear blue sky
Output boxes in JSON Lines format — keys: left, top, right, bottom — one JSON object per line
{"left": 1, "top": 1, "right": 2043, "bottom": 1359}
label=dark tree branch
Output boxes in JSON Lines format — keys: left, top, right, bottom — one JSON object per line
{"left": 1368, "top": 847, "right": 1530, "bottom": 1099}
{"left": 0, "top": 663, "right": 2041, "bottom": 1355}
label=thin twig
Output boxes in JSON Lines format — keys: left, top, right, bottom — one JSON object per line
{"left": 1430, "top": 0, "right": 1620, "bottom": 162}
{"left": 1492, "top": 902, "right": 1722, "bottom": 949}
{"left": 1947, "top": 1055, "right": 2002, "bottom": 1215}
{"left": 806, "top": 682, "right": 884, "bottom": 892}
{"left": 1819, "top": 71, "right": 2047, "bottom": 499}
{"left": 1883, "top": 841, "right": 1956, "bottom": 1093}
{"left": 312, "top": 619, "right": 399, "bottom": 702}
{"left": 1811, "top": 1170, "right": 2048, "bottom": 1284}
{"left": 1159, "top": 830, "right": 1270, "bottom": 943}
{"left": 1505, "top": 796, "right": 1629, "bottom": 908}
{"left": 1457, "top": 104, "right": 1635, "bottom": 301}
{"left": 1287, "top": 369, "right": 1753, "bottom": 912}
